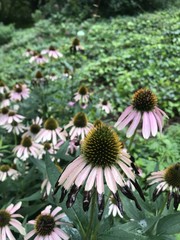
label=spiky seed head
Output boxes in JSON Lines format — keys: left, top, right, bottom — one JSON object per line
{"left": 132, "top": 88, "right": 157, "bottom": 112}
{"left": 81, "top": 124, "right": 123, "bottom": 168}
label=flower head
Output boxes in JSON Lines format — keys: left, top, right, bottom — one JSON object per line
{"left": 41, "top": 46, "right": 63, "bottom": 59}
{"left": 74, "top": 86, "right": 90, "bottom": 106}
{"left": 10, "top": 83, "right": 30, "bottom": 101}
{"left": 13, "top": 136, "right": 43, "bottom": 161}
{"left": 3, "top": 121, "right": 26, "bottom": 135}
{"left": 25, "top": 205, "right": 69, "bottom": 240}
{"left": 29, "top": 54, "right": 48, "bottom": 65}
{"left": 115, "top": 88, "right": 168, "bottom": 139}
{"left": 32, "top": 71, "right": 47, "bottom": 86}
{"left": 108, "top": 195, "right": 123, "bottom": 218}
{"left": 0, "top": 202, "right": 25, "bottom": 239}
{"left": 65, "top": 112, "right": 93, "bottom": 140}
{"left": 70, "top": 38, "right": 84, "bottom": 54}
{"left": 0, "top": 92, "right": 11, "bottom": 108}
{"left": 0, "top": 164, "right": 20, "bottom": 181}
{"left": 0, "top": 108, "right": 25, "bottom": 126}
{"left": 23, "top": 48, "right": 34, "bottom": 57}
{"left": 35, "top": 118, "right": 67, "bottom": 145}
{"left": 148, "top": 162, "right": 180, "bottom": 210}
{"left": 23, "top": 116, "right": 43, "bottom": 139}
{"left": 0, "top": 80, "right": 9, "bottom": 94}
{"left": 97, "top": 99, "right": 113, "bottom": 114}
{"left": 55, "top": 122, "right": 144, "bottom": 220}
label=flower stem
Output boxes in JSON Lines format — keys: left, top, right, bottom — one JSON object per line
{"left": 128, "top": 129, "right": 137, "bottom": 151}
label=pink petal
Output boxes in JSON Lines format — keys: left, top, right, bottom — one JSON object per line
{"left": 153, "top": 111, "right": 163, "bottom": 132}
{"left": 142, "top": 112, "right": 150, "bottom": 139}
{"left": 57, "top": 157, "right": 84, "bottom": 185}
{"left": 54, "top": 228, "right": 69, "bottom": 240}
{"left": 75, "top": 164, "right": 92, "bottom": 187}
{"left": 114, "top": 106, "right": 133, "bottom": 127}
{"left": 118, "top": 162, "right": 135, "bottom": 181}
{"left": 149, "top": 112, "right": 158, "bottom": 136}
{"left": 85, "top": 167, "right": 97, "bottom": 191}
{"left": 96, "top": 167, "right": 104, "bottom": 194}
{"left": 4, "top": 226, "right": 15, "bottom": 240}
{"left": 51, "top": 206, "right": 62, "bottom": 217}
{"left": 111, "top": 165, "right": 125, "bottom": 187}
{"left": 9, "top": 202, "right": 22, "bottom": 214}
{"left": 104, "top": 167, "right": 117, "bottom": 193}
{"left": 116, "top": 110, "right": 137, "bottom": 131}
{"left": 126, "top": 111, "right": 141, "bottom": 138}
{"left": 24, "top": 230, "right": 36, "bottom": 240}
{"left": 63, "top": 161, "right": 86, "bottom": 190}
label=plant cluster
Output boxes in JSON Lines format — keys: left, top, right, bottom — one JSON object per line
{"left": 0, "top": 6, "right": 179, "bottom": 240}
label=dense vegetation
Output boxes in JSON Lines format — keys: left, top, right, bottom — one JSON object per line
{"left": 0, "top": 4, "right": 179, "bottom": 240}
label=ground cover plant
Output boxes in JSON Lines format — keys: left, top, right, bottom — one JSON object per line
{"left": 0, "top": 5, "right": 179, "bottom": 240}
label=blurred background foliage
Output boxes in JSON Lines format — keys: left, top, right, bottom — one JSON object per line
{"left": 0, "top": 0, "right": 180, "bottom": 26}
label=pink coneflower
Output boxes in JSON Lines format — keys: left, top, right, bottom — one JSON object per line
{"left": 25, "top": 205, "right": 69, "bottom": 240}
{"left": 0, "top": 202, "right": 26, "bottom": 239}
{"left": 65, "top": 112, "right": 93, "bottom": 140}
{"left": 41, "top": 177, "right": 53, "bottom": 198}
{"left": 2, "top": 121, "right": 26, "bottom": 135}
{"left": 23, "top": 48, "right": 34, "bottom": 57}
{"left": 0, "top": 107, "right": 9, "bottom": 125}
{"left": 13, "top": 136, "right": 43, "bottom": 161}
{"left": 10, "top": 83, "right": 30, "bottom": 101}
{"left": 108, "top": 195, "right": 123, "bottom": 218}
{"left": 70, "top": 38, "right": 84, "bottom": 54}
{"left": 29, "top": 54, "right": 48, "bottom": 65}
{"left": 0, "top": 164, "right": 20, "bottom": 181}
{"left": 23, "top": 116, "right": 43, "bottom": 139}
{"left": 74, "top": 86, "right": 90, "bottom": 105}
{"left": 0, "top": 92, "right": 11, "bottom": 108}
{"left": 0, "top": 80, "right": 9, "bottom": 94}
{"left": 35, "top": 117, "right": 67, "bottom": 145}
{"left": 147, "top": 162, "right": 180, "bottom": 210}
{"left": 0, "top": 108, "right": 25, "bottom": 125}
{"left": 41, "top": 46, "right": 63, "bottom": 59}
{"left": 97, "top": 99, "right": 113, "bottom": 114}
{"left": 114, "top": 88, "right": 168, "bottom": 139}
{"left": 47, "top": 73, "right": 58, "bottom": 81}
{"left": 66, "top": 138, "right": 80, "bottom": 155}
{"left": 32, "top": 71, "right": 47, "bottom": 86}
{"left": 55, "top": 122, "right": 144, "bottom": 220}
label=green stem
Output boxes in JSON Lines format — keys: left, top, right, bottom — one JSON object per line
{"left": 14, "top": 133, "right": 17, "bottom": 145}
{"left": 128, "top": 129, "right": 137, "bottom": 151}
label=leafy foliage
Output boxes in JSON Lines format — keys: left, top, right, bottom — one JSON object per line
{"left": 0, "top": 5, "right": 179, "bottom": 240}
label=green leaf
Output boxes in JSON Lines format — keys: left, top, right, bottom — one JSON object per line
{"left": 98, "top": 226, "right": 148, "bottom": 240}
{"left": 20, "top": 191, "right": 41, "bottom": 201}
{"left": 156, "top": 213, "right": 180, "bottom": 235}
{"left": 30, "top": 157, "right": 46, "bottom": 174}
{"left": 45, "top": 153, "right": 60, "bottom": 189}
{"left": 55, "top": 141, "right": 79, "bottom": 162}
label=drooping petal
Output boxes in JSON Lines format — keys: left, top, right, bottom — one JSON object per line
{"left": 116, "top": 110, "right": 137, "bottom": 131}
{"left": 148, "top": 112, "right": 158, "bottom": 136}
{"left": 142, "top": 112, "right": 150, "bottom": 139}
{"left": 85, "top": 167, "right": 97, "bottom": 191}
{"left": 126, "top": 111, "right": 141, "bottom": 138}
{"left": 104, "top": 167, "right": 117, "bottom": 193}
{"left": 114, "top": 106, "right": 133, "bottom": 128}
{"left": 96, "top": 167, "right": 104, "bottom": 194}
